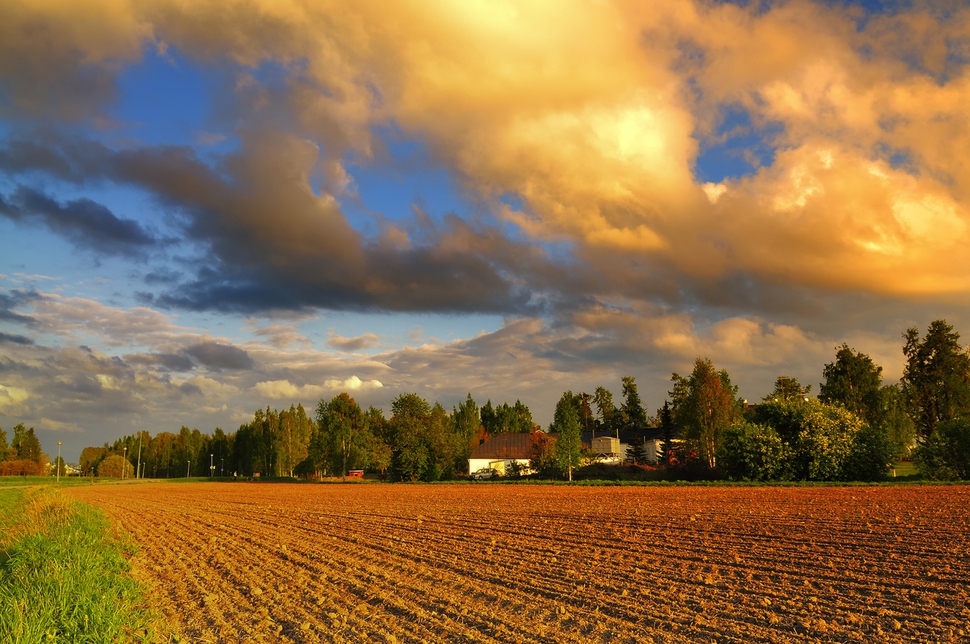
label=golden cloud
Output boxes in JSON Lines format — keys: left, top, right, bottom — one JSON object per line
{"left": 7, "top": 0, "right": 970, "bottom": 305}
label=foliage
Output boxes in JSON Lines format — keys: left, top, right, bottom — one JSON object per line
{"left": 719, "top": 421, "right": 793, "bottom": 481}
{"left": 552, "top": 392, "right": 582, "bottom": 481}
{"left": 0, "top": 460, "right": 46, "bottom": 476}
{"left": 0, "top": 427, "right": 8, "bottom": 462}
{"left": 593, "top": 386, "right": 618, "bottom": 436}
{"left": 529, "top": 431, "right": 558, "bottom": 478}
{"left": 914, "top": 418, "right": 970, "bottom": 480}
{"left": 10, "top": 424, "right": 43, "bottom": 464}
{"left": 841, "top": 424, "right": 895, "bottom": 482}
{"left": 451, "top": 393, "right": 481, "bottom": 475}
{"left": 96, "top": 454, "right": 134, "bottom": 479}
{"left": 902, "top": 319, "right": 970, "bottom": 440}
{"left": 620, "top": 376, "right": 647, "bottom": 430}
{"left": 389, "top": 393, "right": 432, "bottom": 481}
{"left": 819, "top": 344, "right": 883, "bottom": 425}
{"left": 423, "top": 402, "right": 458, "bottom": 481}
{"left": 0, "top": 489, "right": 162, "bottom": 641}
{"left": 480, "top": 399, "right": 534, "bottom": 434}
{"left": 670, "top": 358, "right": 740, "bottom": 469}
{"left": 657, "top": 401, "right": 674, "bottom": 466}
{"left": 754, "top": 399, "right": 881, "bottom": 481}
{"left": 763, "top": 376, "right": 812, "bottom": 403}
{"left": 627, "top": 436, "right": 650, "bottom": 465}
{"left": 314, "top": 393, "right": 371, "bottom": 479}
{"left": 874, "top": 384, "right": 916, "bottom": 459}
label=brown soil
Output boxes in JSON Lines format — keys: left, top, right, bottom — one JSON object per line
{"left": 66, "top": 483, "right": 970, "bottom": 643}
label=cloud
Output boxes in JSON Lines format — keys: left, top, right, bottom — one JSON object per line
{"left": 1, "top": 186, "right": 159, "bottom": 256}
{"left": 327, "top": 332, "right": 380, "bottom": 351}
{"left": 0, "top": 332, "right": 34, "bottom": 345}
{"left": 38, "top": 418, "right": 84, "bottom": 433}
{"left": 5, "top": 0, "right": 970, "bottom": 452}
{"left": 183, "top": 342, "right": 255, "bottom": 371}
{"left": 0, "top": 384, "right": 29, "bottom": 412}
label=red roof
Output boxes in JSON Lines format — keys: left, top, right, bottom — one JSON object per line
{"left": 469, "top": 433, "right": 534, "bottom": 460}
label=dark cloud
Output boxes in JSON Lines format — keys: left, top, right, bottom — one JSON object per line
{"left": 184, "top": 342, "right": 255, "bottom": 371}
{"left": 0, "top": 186, "right": 158, "bottom": 256}
{"left": 0, "top": 332, "right": 34, "bottom": 345}
{"left": 143, "top": 267, "right": 183, "bottom": 285}
{"left": 0, "top": 289, "right": 40, "bottom": 327}
{"left": 127, "top": 352, "right": 195, "bottom": 372}
{"left": 0, "top": 133, "right": 554, "bottom": 316}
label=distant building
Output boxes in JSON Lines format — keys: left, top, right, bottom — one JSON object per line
{"left": 468, "top": 433, "right": 534, "bottom": 476}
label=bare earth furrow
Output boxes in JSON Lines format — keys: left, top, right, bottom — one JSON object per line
{"left": 68, "top": 483, "right": 970, "bottom": 643}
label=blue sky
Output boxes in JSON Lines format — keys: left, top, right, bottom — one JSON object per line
{"left": 2, "top": 0, "right": 970, "bottom": 462}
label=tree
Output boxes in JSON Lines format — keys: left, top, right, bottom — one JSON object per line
{"left": 902, "top": 320, "right": 970, "bottom": 440}
{"left": 819, "top": 344, "right": 883, "bottom": 425}
{"left": 593, "top": 386, "right": 618, "bottom": 436}
{"left": 670, "top": 358, "right": 740, "bottom": 469}
{"left": 914, "top": 418, "right": 970, "bottom": 480}
{"left": 389, "top": 393, "right": 432, "bottom": 481}
{"left": 481, "top": 400, "right": 534, "bottom": 434}
{"left": 720, "top": 421, "right": 792, "bottom": 481}
{"left": 316, "top": 393, "right": 370, "bottom": 480}
{"left": 755, "top": 399, "right": 874, "bottom": 481}
{"left": 11, "top": 423, "right": 43, "bottom": 463}
{"left": 422, "top": 402, "right": 455, "bottom": 481}
{"left": 874, "top": 384, "right": 916, "bottom": 459}
{"left": 365, "top": 406, "right": 392, "bottom": 479}
{"left": 764, "top": 376, "right": 811, "bottom": 403}
{"left": 0, "top": 427, "right": 9, "bottom": 461}
{"left": 552, "top": 394, "right": 582, "bottom": 481}
{"left": 841, "top": 424, "right": 895, "bottom": 482}
{"left": 97, "top": 454, "right": 132, "bottom": 478}
{"left": 620, "top": 376, "right": 647, "bottom": 430}
{"left": 656, "top": 401, "right": 675, "bottom": 465}
{"left": 452, "top": 394, "right": 481, "bottom": 475}
{"left": 52, "top": 456, "right": 67, "bottom": 478}
{"left": 627, "top": 436, "right": 650, "bottom": 465}
{"left": 529, "top": 431, "right": 557, "bottom": 478}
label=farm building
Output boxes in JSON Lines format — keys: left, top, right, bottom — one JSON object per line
{"left": 582, "top": 426, "right": 682, "bottom": 465}
{"left": 468, "top": 432, "right": 534, "bottom": 476}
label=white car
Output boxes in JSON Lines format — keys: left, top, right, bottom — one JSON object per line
{"left": 469, "top": 468, "right": 498, "bottom": 480}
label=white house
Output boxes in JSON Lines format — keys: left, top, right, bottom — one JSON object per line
{"left": 468, "top": 433, "right": 534, "bottom": 476}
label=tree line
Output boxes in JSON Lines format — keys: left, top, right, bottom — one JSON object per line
{"left": 0, "top": 423, "right": 47, "bottom": 475}
{"left": 20, "top": 318, "right": 970, "bottom": 482}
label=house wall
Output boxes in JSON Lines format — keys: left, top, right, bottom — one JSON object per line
{"left": 468, "top": 458, "right": 531, "bottom": 475}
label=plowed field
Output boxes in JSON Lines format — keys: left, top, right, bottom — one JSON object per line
{"left": 67, "top": 483, "right": 969, "bottom": 643}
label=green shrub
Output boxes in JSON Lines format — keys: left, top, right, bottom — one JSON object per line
{"left": 720, "top": 421, "right": 793, "bottom": 481}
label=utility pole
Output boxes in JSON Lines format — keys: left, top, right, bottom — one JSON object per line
{"left": 136, "top": 432, "right": 143, "bottom": 480}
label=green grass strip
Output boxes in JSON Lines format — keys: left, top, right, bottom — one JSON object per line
{"left": 0, "top": 489, "right": 162, "bottom": 643}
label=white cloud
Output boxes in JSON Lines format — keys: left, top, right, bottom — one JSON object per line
{"left": 38, "top": 418, "right": 84, "bottom": 433}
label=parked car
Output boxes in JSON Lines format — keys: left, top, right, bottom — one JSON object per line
{"left": 469, "top": 468, "right": 498, "bottom": 480}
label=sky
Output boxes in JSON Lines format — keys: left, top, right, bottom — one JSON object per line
{"left": 2, "top": 0, "right": 970, "bottom": 462}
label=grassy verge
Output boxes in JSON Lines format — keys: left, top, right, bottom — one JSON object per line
{"left": 0, "top": 475, "right": 102, "bottom": 488}
{"left": 0, "top": 488, "right": 164, "bottom": 642}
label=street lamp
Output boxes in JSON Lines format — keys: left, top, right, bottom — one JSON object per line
{"left": 123, "top": 447, "right": 127, "bottom": 480}
{"left": 221, "top": 458, "right": 224, "bottom": 477}
{"left": 210, "top": 453, "right": 214, "bottom": 478}
{"left": 56, "top": 441, "right": 62, "bottom": 483}
{"left": 186, "top": 460, "right": 191, "bottom": 478}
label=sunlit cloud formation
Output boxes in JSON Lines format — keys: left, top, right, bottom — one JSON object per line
{"left": 2, "top": 0, "right": 970, "bottom": 458}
